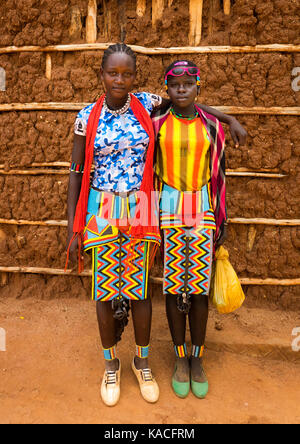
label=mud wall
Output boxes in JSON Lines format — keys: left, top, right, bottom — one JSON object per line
{"left": 0, "top": 0, "right": 299, "bottom": 310}
{"left": 1, "top": 0, "right": 299, "bottom": 47}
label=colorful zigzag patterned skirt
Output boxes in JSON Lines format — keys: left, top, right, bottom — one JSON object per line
{"left": 92, "top": 235, "right": 151, "bottom": 301}
{"left": 163, "top": 226, "right": 214, "bottom": 296}
{"left": 84, "top": 188, "right": 157, "bottom": 302}
{"left": 163, "top": 227, "right": 213, "bottom": 295}
{"left": 159, "top": 182, "right": 215, "bottom": 296}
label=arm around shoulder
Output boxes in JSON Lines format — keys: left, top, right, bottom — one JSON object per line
{"left": 196, "top": 103, "right": 247, "bottom": 147}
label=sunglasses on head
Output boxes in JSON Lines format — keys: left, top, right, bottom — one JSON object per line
{"left": 165, "top": 66, "right": 201, "bottom": 89}
{"left": 165, "top": 66, "right": 200, "bottom": 78}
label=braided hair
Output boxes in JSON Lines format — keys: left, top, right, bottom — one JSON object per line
{"left": 101, "top": 43, "right": 137, "bottom": 70}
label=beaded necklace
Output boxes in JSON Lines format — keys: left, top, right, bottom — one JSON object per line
{"left": 103, "top": 94, "right": 131, "bottom": 116}
{"left": 171, "top": 107, "right": 199, "bottom": 121}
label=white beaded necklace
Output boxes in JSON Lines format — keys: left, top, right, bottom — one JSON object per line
{"left": 103, "top": 94, "right": 131, "bottom": 116}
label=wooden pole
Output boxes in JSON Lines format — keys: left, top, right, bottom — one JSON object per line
{"left": 225, "top": 172, "right": 286, "bottom": 178}
{"left": 0, "top": 163, "right": 69, "bottom": 168}
{"left": 86, "top": 0, "right": 97, "bottom": 44}
{"left": 224, "top": 0, "right": 231, "bottom": 15}
{"left": 118, "top": 0, "right": 127, "bottom": 42}
{"left": 0, "top": 266, "right": 91, "bottom": 277}
{"left": 227, "top": 218, "right": 300, "bottom": 226}
{"left": 0, "top": 164, "right": 281, "bottom": 172}
{"left": 208, "top": 0, "right": 219, "bottom": 37}
{"left": 0, "top": 219, "right": 68, "bottom": 227}
{"left": 0, "top": 168, "right": 286, "bottom": 179}
{"left": 137, "top": 0, "right": 147, "bottom": 17}
{"left": 0, "top": 266, "right": 299, "bottom": 286}
{"left": 151, "top": 276, "right": 300, "bottom": 286}
{"left": 0, "top": 43, "right": 299, "bottom": 55}
{"left": 0, "top": 169, "right": 69, "bottom": 175}
{"left": 1, "top": 218, "right": 300, "bottom": 227}
{"left": 152, "top": 0, "right": 165, "bottom": 27}
{"left": 189, "top": 0, "right": 203, "bottom": 46}
{"left": 0, "top": 272, "right": 8, "bottom": 286}
{"left": 45, "top": 54, "right": 52, "bottom": 80}
{"left": 247, "top": 226, "right": 257, "bottom": 252}
{"left": 0, "top": 103, "right": 299, "bottom": 116}
{"left": 103, "top": 0, "right": 112, "bottom": 40}
{"left": 0, "top": 164, "right": 285, "bottom": 179}
{"left": 69, "top": 5, "right": 82, "bottom": 38}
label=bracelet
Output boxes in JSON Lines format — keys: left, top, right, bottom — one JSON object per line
{"left": 70, "top": 161, "right": 84, "bottom": 174}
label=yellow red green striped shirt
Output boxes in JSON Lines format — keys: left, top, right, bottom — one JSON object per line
{"left": 155, "top": 112, "right": 211, "bottom": 192}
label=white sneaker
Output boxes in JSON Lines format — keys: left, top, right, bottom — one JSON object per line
{"left": 101, "top": 360, "right": 121, "bottom": 407}
{"left": 131, "top": 359, "right": 159, "bottom": 403}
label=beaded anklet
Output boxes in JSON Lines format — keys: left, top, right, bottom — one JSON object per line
{"left": 174, "top": 343, "right": 188, "bottom": 358}
{"left": 136, "top": 344, "right": 149, "bottom": 359}
{"left": 191, "top": 345, "right": 204, "bottom": 359}
{"left": 103, "top": 345, "right": 117, "bottom": 361}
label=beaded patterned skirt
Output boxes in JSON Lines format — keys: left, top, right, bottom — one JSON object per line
{"left": 160, "top": 182, "right": 215, "bottom": 296}
{"left": 84, "top": 188, "right": 159, "bottom": 301}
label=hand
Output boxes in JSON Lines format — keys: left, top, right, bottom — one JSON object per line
{"left": 66, "top": 233, "right": 83, "bottom": 272}
{"left": 229, "top": 117, "right": 247, "bottom": 148}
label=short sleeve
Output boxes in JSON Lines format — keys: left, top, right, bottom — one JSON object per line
{"left": 74, "top": 103, "right": 95, "bottom": 137}
{"left": 134, "top": 92, "right": 163, "bottom": 115}
{"left": 148, "top": 93, "right": 162, "bottom": 109}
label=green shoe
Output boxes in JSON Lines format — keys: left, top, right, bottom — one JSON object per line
{"left": 172, "top": 365, "right": 190, "bottom": 399}
{"left": 191, "top": 364, "right": 208, "bottom": 399}
{"left": 190, "top": 357, "right": 209, "bottom": 399}
{"left": 191, "top": 379, "right": 209, "bottom": 399}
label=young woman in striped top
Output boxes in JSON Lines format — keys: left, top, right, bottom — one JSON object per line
{"left": 152, "top": 60, "right": 228, "bottom": 399}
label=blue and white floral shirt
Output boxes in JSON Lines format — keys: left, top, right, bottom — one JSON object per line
{"left": 74, "top": 92, "right": 162, "bottom": 193}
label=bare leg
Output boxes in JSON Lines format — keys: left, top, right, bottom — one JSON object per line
{"left": 188, "top": 294, "right": 208, "bottom": 382}
{"left": 96, "top": 301, "right": 119, "bottom": 372}
{"left": 165, "top": 294, "right": 189, "bottom": 382}
{"left": 131, "top": 298, "right": 152, "bottom": 370}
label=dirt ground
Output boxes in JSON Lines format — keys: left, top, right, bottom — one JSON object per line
{"left": 0, "top": 297, "right": 299, "bottom": 425}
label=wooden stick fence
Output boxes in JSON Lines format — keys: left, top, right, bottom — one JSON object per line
{"left": 152, "top": 0, "right": 165, "bottom": 27}
{"left": 0, "top": 164, "right": 282, "bottom": 172}
{"left": 45, "top": 54, "right": 52, "bottom": 81}
{"left": 0, "top": 103, "right": 299, "bottom": 115}
{"left": 0, "top": 168, "right": 287, "bottom": 178}
{"left": 0, "top": 2, "right": 298, "bottom": 290}
{"left": 223, "top": 0, "right": 231, "bottom": 15}
{"left": 0, "top": 219, "right": 68, "bottom": 227}
{"left": 0, "top": 266, "right": 299, "bottom": 286}
{"left": 0, "top": 43, "right": 299, "bottom": 55}
{"left": 136, "top": 0, "right": 147, "bottom": 17}
{"left": 86, "top": 0, "right": 97, "bottom": 44}
{"left": 150, "top": 276, "right": 300, "bottom": 286}
{"left": 1, "top": 218, "right": 299, "bottom": 228}
{"left": 189, "top": 0, "right": 203, "bottom": 46}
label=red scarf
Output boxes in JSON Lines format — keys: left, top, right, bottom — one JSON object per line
{"left": 66, "top": 93, "right": 160, "bottom": 272}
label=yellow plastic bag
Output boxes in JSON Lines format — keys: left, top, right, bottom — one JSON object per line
{"left": 210, "top": 246, "right": 245, "bottom": 314}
